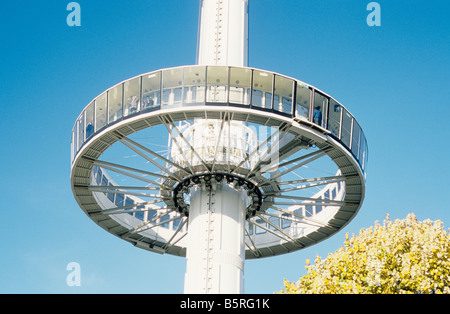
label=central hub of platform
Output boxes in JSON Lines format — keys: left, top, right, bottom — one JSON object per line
{"left": 169, "top": 119, "right": 258, "bottom": 170}
{"left": 172, "top": 172, "right": 264, "bottom": 219}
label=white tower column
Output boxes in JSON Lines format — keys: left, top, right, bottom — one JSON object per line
{"left": 197, "top": 0, "right": 248, "bottom": 66}
{"left": 184, "top": 183, "right": 246, "bottom": 294}
{"left": 183, "top": 0, "right": 250, "bottom": 294}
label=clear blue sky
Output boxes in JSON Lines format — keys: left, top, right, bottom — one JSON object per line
{"left": 0, "top": 0, "right": 448, "bottom": 293}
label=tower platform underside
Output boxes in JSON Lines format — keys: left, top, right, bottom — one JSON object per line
{"left": 70, "top": 0, "right": 368, "bottom": 295}
{"left": 70, "top": 65, "right": 367, "bottom": 260}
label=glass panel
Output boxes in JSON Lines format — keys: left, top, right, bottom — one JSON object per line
{"left": 246, "top": 221, "right": 253, "bottom": 235}
{"left": 173, "top": 218, "right": 182, "bottom": 230}
{"left": 162, "top": 68, "right": 183, "bottom": 107}
{"left": 160, "top": 214, "right": 170, "bottom": 228}
{"left": 331, "top": 187, "right": 336, "bottom": 199}
{"left": 251, "top": 89, "right": 263, "bottom": 107}
{"left": 360, "top": 134, "right": 368, "bottom": 172}
{"left": 115, "top": 193, "right": 124, "bottom": 206}
{"left": 124, "top": 197, "right": 134, "bottom": 216}
{"left": 313, "top": 91, "right": 327, "bottom": 128}
{"left": 315, "top": 205, "right": 322, "bottom": 214}
{"left": 296, "top": 83, "right": 311, "bottom": 120}
{"left": 123, "top": 77, "right": 141, "bottom": 116}
{"left": 364, "top": 142, "right": 369, "bottom": 179}
{"left": 255, "top": 218, "right": 267, "bottom": 234}
{"left": 101, "top": 174, "right": 108, "bottom": 187}
{"left": 341, "top": 108, "right": 352, "bottom": 148}
{"left": 147, "top": 209, "right": 157, "bottom": 222}
{"left": 281, "top": 213, "right": 291, "bottom": 229}
{"left": 85, "top": 101, "right": 95, "bottom": 139}
{"left": 77, "top": 112, "right": 85, "bottom": 151}
{"left": 274, "top": 75, "right": 293, "bottom": 114}
{"left": 72, "top": 125, "right": 77, "bottom": 157}
{"left": 269, "top": 216, "right": 279, "bottom": 230}
{"left": 135, "top": 206, "right": 145, "bottom": 220}
{"left": 96, "top": 168, "right": 103, "bottom": 185}
{"left": 252, "top": 70, "right": 273, "bottom": 109}
{"left": 358, "top": 132, "right": 365, "bottom": 169}
{"left": 206, "top": 66, "right": 229, "bottom": 103}
{"left": 229, "top": 67, "right": 251, "bottom": 105}
{"left": 142, "top": 72, "right": 161, "bottom": 110}
{"left": 91, "top": 165, "right": 98, "bottom": 180}
{"left": 107, "top": 183, "right": 115, "bottom": 202}
{"left": 305, "top": 205, "right": 313, "bottom": 217}
{"left": 351, "top": 120, "right": 361, "bottom": 159}
{"left": 183, "top": 66, "right": 206, "bottom": 105}
{"left": 327, "top": 99, "right": 341, "bottom": 138}
{"left": 108, "top": 84, "right": 123, "bottom": 123}
{"left": 293, "top": 208, "right": 303, "bottom": 220}
{"left": 95, "top": 92, "right": 107, "bottom": 132}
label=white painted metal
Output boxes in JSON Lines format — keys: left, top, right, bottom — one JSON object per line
{"left": 197, "top": 0, "right": 248, "bottom": 66}
{"left": 170, "top": 119, "right": 258, "bottom": 170}
{"left": 184, "top": 183, "right": 246, "bottom": 293}
{"left": 183, "top": 0, "right": 249, "bottom": 294}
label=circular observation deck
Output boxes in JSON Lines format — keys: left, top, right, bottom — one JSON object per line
{"left": 70, "top": 65, "right": 368, "bottom": 259}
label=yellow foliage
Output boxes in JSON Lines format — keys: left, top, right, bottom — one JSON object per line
{"left": 278, "top": 213, "right": 450, "bottom": 294}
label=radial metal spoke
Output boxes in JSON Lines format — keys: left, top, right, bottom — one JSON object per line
{"left": 265, "top": 204, "right": 337, "bottom": 230}
{"left": 245, "top": 127, "right": 292, "bottom": 178}
{"left": 159, "top": 117, "right": 195, "bottom": 174}
{"left": 128, "top": 209, "right": 177, "bottom": 235}
{"left": 231, "top": 123, "right": 288, "bottom": 173}
{"left": 87, "top": 185, "right": 161, "bottom": 191}
{"left": 94, "top": 159, "right": 169, "bottom": 182}
{"left": 261, "top": 211, "right": 303, "bottom": 226}
{"left": 114, "top": 134, "right": 185, "bottom": 181}
{"left": 166, "top": 231, "right": 188, "bottom": 250}
{"left": 244, "top": 241, "right": 260, "bottom": 258}
{"left": 270, "top": 150, "right": 327, "bottom": 180}
{"left": 161, "top": 116, "right": 210, "bottom": 172}
{"left": 244, "top": 224, "right": 261, "bottom": 258}
{"left": 274, "top": 175, "right": 345, "bottom": 186}
{"left": 278, "top": 179, "right": 342, "bottom": 192}
{"left": 135, "top": 215, "right": 182, "bottom": 232}
{"left": 92, "top": 199, "right": 167, "bottom": 215}
{"left": 268, "top": 200, "right": 345, "bottom": 207}
{"left": 250, "top": 218, "right": 301, "bottom": 246}
{"left": 255, "top": 213, "right": 302, "bottom": 246}
{"left": 261, "top": 211, "right": 324, "bottom": 230}
{"left": 105, "top": 206, "right": 174, "bottom": 216}
{"left": 162, "top": 218, "right": 188, "bottom": 251}
{"left": 276, "top": 148, "right": 328, "bottom": 169}
{"left": 210, "top": 113, "right": 227, "bottom": 172}
{"left": 270, "top": 194, "right": 345, "bottom": 206}
{"left": 91, "top": 188, "right": 168, "bottom": 199}
{"left": 119, "top": 135, "right": 190, "bottom": 176}
{"left": 230, "top": 123, "right": 281, "bottom": 172}
{"left": 130, "top": 209, "right": 180, "bottom": 234}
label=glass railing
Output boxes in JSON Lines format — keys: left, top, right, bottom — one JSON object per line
{"left": 71, "top": 65, "right": 368, "bottom": 178}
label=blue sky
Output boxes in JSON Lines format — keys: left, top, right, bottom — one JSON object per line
{"left": 0, "top": 0, "right": 449, "bottom": 293}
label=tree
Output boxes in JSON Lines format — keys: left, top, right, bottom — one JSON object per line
{"left": 279, "top": 214, "right": 450, "bottom": 294}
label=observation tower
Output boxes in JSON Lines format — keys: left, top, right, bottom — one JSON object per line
{"left": 70, "top": 0, "right": 368, "bottom": 294}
